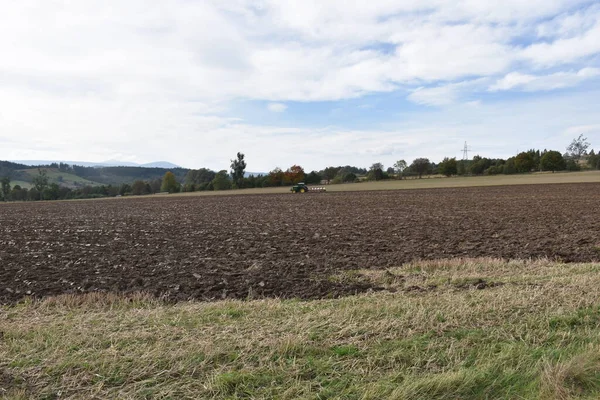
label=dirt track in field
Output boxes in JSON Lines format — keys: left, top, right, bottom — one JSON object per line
{"left": 1, "top": 183, "right": 600, "bottom": 304}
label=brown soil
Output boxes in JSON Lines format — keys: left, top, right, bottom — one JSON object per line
{"left": 1, "top": 183, "right": 599, "bottom": 304}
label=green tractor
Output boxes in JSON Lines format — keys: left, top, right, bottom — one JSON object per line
{"left": 290, "top": 183, "right": 326, "bottom": 193}
{"left": 290, "top": 182, "right": 309, "bottom": 193}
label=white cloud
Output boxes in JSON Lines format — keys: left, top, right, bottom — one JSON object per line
{"left": 489, "top": 68, "right": 600, "bottom": 91}
{"left": 408, "top": 79, "right": 487, "bottom": 106}
{"left": 267, "top": 103, "right": 287, "bottom": 112}
{"left": 521, "top": 22, "right": 600, "bottom": 67}
{"left": 0, "top": 1, "right": 600, "bottom": 169}
{"left": 563, "top": 124, "right": 600, "bottom": 138}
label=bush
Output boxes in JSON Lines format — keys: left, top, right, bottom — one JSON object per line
{"left": 485, "top": 166, "right": 501, "bottom": 175}
{"left": 503, "top": 159, "right": 516, "bottom": 174}
{"left": 343, "top": 172, "right": 357, "bottom": 182}
{"left": 566, "top": 160, "right": 581, "bottom": 171}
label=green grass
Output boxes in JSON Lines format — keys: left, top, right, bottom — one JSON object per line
{"left": 3, "top": 258, "right": 600, "bottom": 399}
{"left": 8, "top": 180, "right": 31, "bottom": 189}
{"left": 18, "top": 168, "right": 102, "bottom": 188}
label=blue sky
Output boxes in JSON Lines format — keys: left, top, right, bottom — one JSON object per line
{"left": 1, "top": 0, "right": 599, "bottom": 171}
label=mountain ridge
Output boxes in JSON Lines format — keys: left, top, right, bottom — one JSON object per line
{"left": 11, "top": 160, "right": 181, "bottom": 169}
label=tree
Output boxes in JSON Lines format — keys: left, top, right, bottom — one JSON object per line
{"left": 10, "top": 185, "right": 27, "bottom": 201}
{"left": 503, "top": 158, "right": 516, "bottom": 174}
{"left": 230, "top": 152, "right": 247, "bottom": 188}
{"left": 185, "top": 168, "right": 216, "bottom": 186}
{"left": 566, "top": 159, "right": 581, "bottom": 171}
{"left": 410, "top": 158, "right": 430, "bottom": 179}
{"left": 514, "top": 152, "right": 536, "bottom": 173}
{"left": 44, "top": 183, "right": 60, "bottom": 200}
{"left": 567, "top": 134, "right": 590, "bottom": 159}
{"left": 393, "top": 160, "right": 407, "bottom": 179}
{"left": 539, "top": 151, "right": 566, "bottom": 173}
{"left": 131, "top": 180, "right": 149, "bottom": 195}
{"left": 305, "top": 171, "right": 322, "bottom": 184}
{"left": 367, "top": 163, "right": 384, "bottom": 181}
{"left": 284, "top": 165, "right": 305, "bottom": 185}
{"left": 1, "top": 177, "right": 10, "bottom": 201}
{"left": 343, "top": 172, "right": 357, "bottom": 182}
{"left": 211, "top": 170, "right": 232, "bottom": 190}
{"left": 160, "top": 171, "right": 180, "bottom": 193}
{"left": 322, "top": 167, "right": 340, "bottom": 184}
{"left": 588, "top": 150, "right": 600, "bottom": 170}
{"left": 268, "top": 168, "right": 285, "bottom": 186}
{"left": 119, "top": 183, "right": 131, "bottom": 196}
{"left": 32, "top": 168, "right": 49, "bottom": 200}
{"left": 438, "top": 157, "right": 457, "bottom": 177}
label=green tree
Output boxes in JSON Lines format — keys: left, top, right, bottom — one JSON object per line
{"left": 438, "top": 157, "right": 457, "bottom": 177}
{"left": 566, "top": 159, "right": 581, "bottom": 171}
{"left": 503, "top": 158, "right": 516, "bottom": 174}
{"left": 131, "top": 180, "right": 149, "bottom": 195}
{"left": 322, "top": 167, "right": 340, "bottom": 184}
{"left": 587, "top": 150, "right": 600, "bottom": 170}
{"left": 160, "top": 171, "right": 180, "bottom": 193}
{"left": 10, "top": 185, "right": 27, "bottom": 201}
{"left": 32, "top": 168, "right": 49, "bottom": 200}
{"left": 1, "top": 177, "right": 10, "bottom": 201}
{"left": 212, "top": 170, "right": 232, "bottom": 190}
{"left": 367, "top": 162, "right": 384, "bottom": 181}
{"left": 393, "top": 160, "right": 407, "bottom": 179}
{"left": 230, "top": 152, "right": 247, "bottom": 188}
{"left": 567, "top": 134, "right": 590, "bottom": 159}
{"left": 410, "top": 158, "right": 431, "bottom": 179}
{"left": 305, "top": 171, "right": 322, "bottom": 184}
{"left": 539, "top": 151, "right": 566, "bottom": 172}
{"left": 119, "top": 183, "right": 131, "bottom": 196}
{"left": 343, "top": 172, "right": 357, "bottom": 182}
{"left": 44, "top": 183, "right": 61, "bottom": 200}
{"left": 457, "top": 161, "right": 467, "bottom": 176}
{"left": 514, "top": 152, "right": 535, "bottom": 173}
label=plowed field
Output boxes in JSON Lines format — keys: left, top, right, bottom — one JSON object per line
{"left": 2, "top": 183, "right": 599, "bottom": 304}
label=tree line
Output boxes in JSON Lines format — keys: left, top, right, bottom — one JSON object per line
{"left": 1, "top": 135, "right": 598, "bottom": 202}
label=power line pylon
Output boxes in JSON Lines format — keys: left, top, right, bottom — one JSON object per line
{"left": 461, "top": 141, "right": 471, "bottom": 161}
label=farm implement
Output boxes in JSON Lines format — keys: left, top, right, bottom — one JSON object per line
{"left": 290, "top": 182, "right": 326, "bottom": 193}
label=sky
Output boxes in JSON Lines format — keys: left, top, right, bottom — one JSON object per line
{"left": 1, "top": 1, "right": 600, "bottom": 172}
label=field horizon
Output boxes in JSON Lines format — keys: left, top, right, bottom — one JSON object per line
{"left": 167, "top": 170, "right": 600, "bottom": 198}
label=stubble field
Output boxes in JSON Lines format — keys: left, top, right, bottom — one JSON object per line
{"left": 2, "top": 182, "right": 600, "bottom": 304}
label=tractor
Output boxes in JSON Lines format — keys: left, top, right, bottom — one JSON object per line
{"left": 290, "top": 183, "right": 326, "bottom": 193}
{"left": 290, "top": 182, "right": 310, "bottom": 193}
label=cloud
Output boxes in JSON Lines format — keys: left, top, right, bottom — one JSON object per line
{"left": 1, "top": 1, "right": 600, "bottom": 169}
{"left": 520, "top": 21, "right": 600, "bottom": 67}
{"left": 408, "top": 79, "right": 487, "bottom": 106}
{"left": 563, "top": 124, "right": 600, "bottom": 138}
{"left": 267, "top": 103, "right": 287, "bottom": 112}
{"left": 489, "top": 68, "right": 600, "bottom": 92}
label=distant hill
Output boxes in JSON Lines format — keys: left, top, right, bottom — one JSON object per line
{"left": 1, "top": 160, "right": 264, "bottom": 188}
{"left": 139, "top": 161, "right": 181, "bottom": 168}
{"left": 0, "top": 160, "right": 189, "bottom": 187}
{"left": 12, "top": 159, "right": 181, "bottom": 168}
{"left": 245, "top": 171, "right": 268, "bottom": 177}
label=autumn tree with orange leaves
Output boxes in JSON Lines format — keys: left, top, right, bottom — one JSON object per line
{"left": 283, "top": 165, "right": 306, "bottom": 185}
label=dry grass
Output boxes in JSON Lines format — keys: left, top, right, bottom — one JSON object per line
{"left": 3, "top": 258, "right": 600, "bottom": 399}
